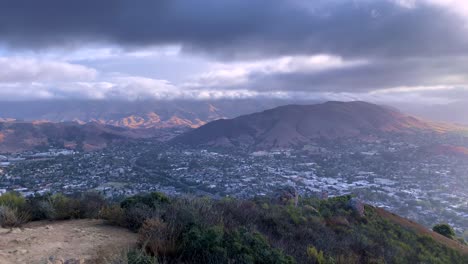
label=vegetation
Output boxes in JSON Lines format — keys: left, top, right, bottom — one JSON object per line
{"left": 0, "top": 191, "right": 104, "bottom": 227}
{"left": 0, "top": 191, "right": 467, "bottom": 263}
{"left": 433, "top": 223, "right": 456, "bottom": 239}
{"left": 0, "top": 192, "right": 30, "bottom": 227}
{"left": 105, "top": 193, "right": 468, "bottom": 264}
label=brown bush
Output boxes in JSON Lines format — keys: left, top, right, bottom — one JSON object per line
{"left": 0, "top": 205, "right": 30, "bottom": 227}
{"left": 139, "top": 218, "right": 178, "bottom": 258}
{"left": 99, "top": 204, "right": 125, "bottom": 226}
{"left": 79, "top": 192, "right": 107, "bottom": 219}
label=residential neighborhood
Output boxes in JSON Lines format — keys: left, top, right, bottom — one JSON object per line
{"left": 0, "top": 134, "right": 467, "bottom": 235}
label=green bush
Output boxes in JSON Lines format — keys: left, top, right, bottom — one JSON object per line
{"left": 100, "top": 204, "right": 125, "bottom": 226}
{"left": 224, "top": 228, "right": 296, "bottom": 264}
{"left": 433, "top": 223, "right": 456, "bottom": 239}
{"left": 307, "top": 246, "right": 325, "bottom": 264}
{"left": 0, "top": 192, "right": 30, "bottom": 227}
{"left": 179, "top": 225, "right": 227, "bottom": 263}
{"left": 26, "top": 192, "right": 107, "bottom": 221}
{"left": 121, "top": 192, "right": 170, "bottom": 209}
{"left": 46, "top": 194, "right": 81, "bottom": 220}
{"left": 127, "top": 250, "right": 158, "bottom": 264}
{"left": 0, "top": 192, "right": 27, "bottom": 209}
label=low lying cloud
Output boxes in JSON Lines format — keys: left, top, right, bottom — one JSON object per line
{"left": 183, "top": 55, "right": 367, "bottom": 89}
{"left": 0, "top": 54, "right": 466, "bottom": 106}
{"left": 0, "top": 57, "right": 97, "bottom": 82}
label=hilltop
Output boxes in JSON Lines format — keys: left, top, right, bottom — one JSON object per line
{"left": 0, "top": 192, "right": 466, "bottom": 263}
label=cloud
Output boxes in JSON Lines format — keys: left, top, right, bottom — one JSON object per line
{"left": 422, "top": 0, "right": 468, "bottom": 17}
{"left": 0, "top": 54, "right": 467, "bottom": 104}
{"left": 0, "top": 73, "right": 272, "bottom": 101}
{"left": 181, "top": 55, "right": 468, "bottom": 95}
{"left": 0, "top": 57, "right": 97, "bottom": 82}
{"left": 0, "top": 0, "right": 468, "bottom": 105}
{"left": 0, "top": 0, "right": 467, "bottom": 60}
{"left": 183, "top": 55, "right": 367, "bottom": 89}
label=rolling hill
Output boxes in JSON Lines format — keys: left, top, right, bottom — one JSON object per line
{"left": 174, "top": 101, "right": 465, "bottom": 149}
{"left": 0, "top": 121, "right": 153, "bottom": 153}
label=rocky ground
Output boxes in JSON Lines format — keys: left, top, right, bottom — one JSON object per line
{"left": 0, "top": 219, "right": 137, "bottom": 264}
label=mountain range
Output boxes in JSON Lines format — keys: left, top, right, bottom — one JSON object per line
{"left": 1, "top": 101, "right": 466, "bottom": 153}
{"left": 0, "top": 99, "right": 299, "bottom": 129}
{"left": 0, "top": 121, "right": 152, "bottom": 153}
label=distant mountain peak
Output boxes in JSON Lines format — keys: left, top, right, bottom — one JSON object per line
{"left": 174, "top": 101, "right": 463, "bottom": 150}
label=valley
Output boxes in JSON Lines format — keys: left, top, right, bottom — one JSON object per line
{"left": 1, "top": 132, "right": 467, "bottom": 237}
{"left": 1, "top": 101, "right": 467, "bottom": 243}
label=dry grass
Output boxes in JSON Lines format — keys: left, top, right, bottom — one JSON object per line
{"left": 374, "top": 207, "right": 468, "bottom": 256}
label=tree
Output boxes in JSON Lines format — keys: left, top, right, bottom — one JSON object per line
{"left": 433, "top": 223, "right": 455, "bottom": 239}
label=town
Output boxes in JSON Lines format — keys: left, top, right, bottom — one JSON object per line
{"left": 0, "top": 135, "right": 467, "bottom": 237}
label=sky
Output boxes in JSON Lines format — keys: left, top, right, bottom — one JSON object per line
{"left": 1, "top": 0, "right": 468, "bottom": 106}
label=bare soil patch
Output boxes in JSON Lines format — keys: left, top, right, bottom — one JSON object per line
{"left": 0, "top": 219, "right": 137, "bottom": 264}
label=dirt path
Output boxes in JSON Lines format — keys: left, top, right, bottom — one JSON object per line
{"left": 0, "top": 219, "right": 138, "bottom": 264}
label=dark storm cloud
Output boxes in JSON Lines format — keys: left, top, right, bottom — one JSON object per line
{"left": 0, "top": 0, "right": 467, "bottom": 59}
{"left": 213, "top": 56, "right": 468, "bottom": 93}
{"left": 248, "top": 57, "right": 468, "bottom": 92}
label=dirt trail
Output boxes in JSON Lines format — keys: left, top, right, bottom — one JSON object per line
{"left": 0, "top": 219, "right": 138, "bottom": 264}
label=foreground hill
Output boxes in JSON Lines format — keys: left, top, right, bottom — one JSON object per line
{"left": 0, "top": 121, "right": 153, "bottom": 153}
{"left": 1, "top": 192, "right": 466, "bottom": 263}
{"left": 174, "top": 101, "right": 464, "bottom": 149}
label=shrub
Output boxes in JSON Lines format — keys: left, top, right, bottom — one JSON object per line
{"left": 127, "top": 250, "right": 158, "bottom": 264}
{"left": 0, "top": 205, "right": 30, "bottom": 227}
{"left": 121, "top": 192, "right": 170, "bottom": 209}
{"left": 307, "top": 246, "right": 325, "bottom": 264}
{"left": 224, "top": 229, "right": 296, "bottom": 264}
{"left": 95, "top": 249, "right": 157, "bottom": 264}
{"left": 79, "top": 192, "right": 106, "bottom": 219}
{"left": 163, "top": 197, "right": 222, "bottom": 230}
{"left": 47, "top": 194, "right": 81, "bottom": 220}
{"left": 179, "top": 225, "right": 228, "bottom": 263}
{"left": 100, "top": 204, "right": 125, "bottom": 226}
{"left": 28, "top": 198, "right": 54, "bottom": 221}
{"left": 0, "top": 192, "right": 27, "bottom": 209}
{"left": 433, "top": 223, "right": 456, "bottom": 239}
{"left": 139, "top": 218, "right": 178, "bottom": 258}
{"left": 124, "top": 204, "right": 157, "bottom": 231}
